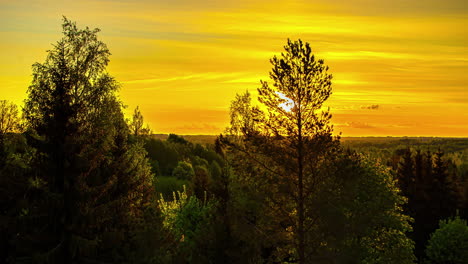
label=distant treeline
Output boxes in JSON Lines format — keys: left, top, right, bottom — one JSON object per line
{"left": 151, "top": 135, "right": 468, "bottom": 153}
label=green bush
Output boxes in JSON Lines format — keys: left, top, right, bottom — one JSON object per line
{"left": 158, "top": 186, "right": 218, "bottom": 263}
{"left": 172, "top": 161, "right": 195, "bottom": 180}
{"left": 425, "top": 216, "right": 468, "bottom": 264}
{"left": 155, "top": 176, "right": 189, "bottom": 200}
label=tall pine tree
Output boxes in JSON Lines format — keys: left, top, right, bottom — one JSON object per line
{"left": 226, "top": 39, "right": 336, "bottom": 263}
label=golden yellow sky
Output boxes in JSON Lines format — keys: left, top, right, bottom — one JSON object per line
{"left": 1, "top": 0, "right": 467, "bottom": 136}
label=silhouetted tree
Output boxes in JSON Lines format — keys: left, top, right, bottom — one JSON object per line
{"left": 130, "top": 106, "right": 144, "bottom": 136}
{"left": 0, "top": 100, "right": 21, "bottom": 165}
{"left": 397, "top": 149, "right": 414, "bottom": 209}
{"left": 226, "top": 91, "right": 257, "bottom": 137}
{"left": 224, "top": 39, "right": 415, "bottom": 263}
{"left": 432, "top": 150, "right": 458, "bottom": 219}
{"left": 225, "top": 39, "right": 337, "bottom": 263}
{"left": 0, "top": 100, "right": 21, "bottom": 136}
{"left": 192, "top": 165, "right": 210, "bottom": 200}
{"left": 396, "top": 149, "right": 459, "bottom": 261}
{"left": 16, "top": 17, "right": 156, "bottom": 263}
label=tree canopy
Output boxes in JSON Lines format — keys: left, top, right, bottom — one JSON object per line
{"left": 425, "top": 216, "right": 468, "bottom": 264}
{"left": 14, "top": 17, "right": 157, "bottom": 263}
{"left": 0, "top": 100, "right": 21, "bottom": 136}
{"left": 0, "top": 100, "right": 22, "bottom": 165}
{"left": 223, "top": 39, "right": 414, "bottom": 263}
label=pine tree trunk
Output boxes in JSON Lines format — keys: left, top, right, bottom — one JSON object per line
{"left": 297, "top": 112, "right": 305, "bottom": 264}
{"left": 298, "top": 167, "right": 305, "bottom": 264}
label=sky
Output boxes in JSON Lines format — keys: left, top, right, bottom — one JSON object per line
{"left": 1, "top": 0, "right": 467, "bottom": 136}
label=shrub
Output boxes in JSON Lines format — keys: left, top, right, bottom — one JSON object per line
{"left": 425, "top": 216, "right": 468, "bottom": 264}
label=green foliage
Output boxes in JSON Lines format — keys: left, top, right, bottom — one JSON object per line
{"left": 158, "top": 186, "right": 218, "bottom": 263}
{"left": 143, "top": 134, "right": 224, "bottom": 179}
{"left": 144, "top": 138, "right": 179, "bottom": 175}
{"left": 342, "top": 137, "right": 468, "bottom": 158}
{"left": 224, "top": 39, "right": 338, "bottom": 263}
{"left": 396, "top": 148, "right": 460, "bottom": 260}
{"left": 223, "top": 40, "right": 415, "bottom": 263}
{"left": 209, "top": 160, "right": 222, "bottom": 180}
{"left": 192, "top": 165, "right": 211, "bottom": 200}
{"left": 224, "top": 169, "right": 284, "bottom": 263}
{"left": 0, "top": 100, "right": 22, "bottom": 165}
{"left": 342, "top": 137, "right": 468, "bottom": 184}
{"left": 129, "top": 106, "right": 150, "bottom": 137}
{"left": 172, "top": 161, "right": 195, "bottom": 181}
{"left": 0, "top": 100, "right": 22, "bottom": 135}
{"left": 4, "top": 18, "right": 458, "bottom": 263}
{"left": 309, "top": 153, "right": 415, "bottom": 263}
{"left": 338, "top": 140, "right": 468, "bottom": 261}
{"left": 227, "top": 91, "right": 257, "bottom": 137}
{"left": 209, "top": 160, "right": 223, "bottom": 194}
{"left": 0, "top": 133, "right": 32, "bottom": 261}
{"left": 425, "top": 216, "right": 468, "bottom": 264}
{"left": 155, "top": 176, "right": 189, "bottom": 200}
{"left": 191, "top": 155, "right": 209, "bottom": 168}
{"left": 167, "top": 133, "right": 190, "bottom": 145}
{"left": 11, "top": 17, "right": 159, "bottom": 263}
{"left": 121, "top": 204, "right": 173, "bottom": 264}
{"left": 149, "top": 159, "right": 161, "bottom": 176}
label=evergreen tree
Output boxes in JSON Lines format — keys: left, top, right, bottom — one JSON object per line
{"left": 208, "top": 160, "right": 223, "bottom": 196}
{"left": 129, "top": 106, "right": 145, "bottom": 137}
{"left": 432, "top": 150, "right": 458, "bottom": 219}
{"left": 192, "top": 165, "right": 210, "bottom": 200}
{"left": 14, "top": 18, "right": 157, "bottom": 263}
{"left": 396, "top": 149, "right": 460, "bottom": 261}
{"left": 224, "top": 39, "right": 413, "bottom": 263}
{"left": 225, "top": 39, "right": 337, "bottom": 263}
{"left": 397, "top": 149, "right": 414, "bottom": 210}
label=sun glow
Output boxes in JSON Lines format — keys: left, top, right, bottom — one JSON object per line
{"left": 276, "top": 92, "right": 295, "bottom": 113}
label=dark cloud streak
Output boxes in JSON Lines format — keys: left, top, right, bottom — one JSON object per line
{"left": 361, "top": 104, "right": 380, "bottom": 110}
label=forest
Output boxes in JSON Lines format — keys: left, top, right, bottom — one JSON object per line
{"left": 1, "top": 18, "right": 467, "bottom": 264}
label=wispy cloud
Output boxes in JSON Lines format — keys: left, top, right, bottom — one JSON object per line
{"left": 123, "top": 72, "right": 247, "bottom": 84}
{"left": 337, "top": 122, "right": 375, "bottom": 129}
